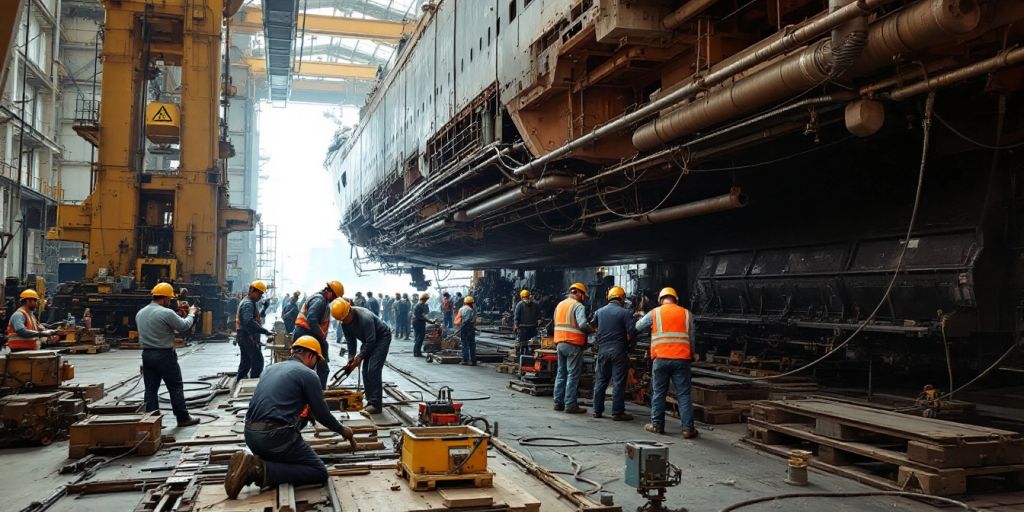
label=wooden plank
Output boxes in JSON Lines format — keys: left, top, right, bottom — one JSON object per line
{"left": 770, "top": 399, "right": 1021, "bottom": 443}
{"left": 332, "top": 467, "right": 540, "bottom": 512}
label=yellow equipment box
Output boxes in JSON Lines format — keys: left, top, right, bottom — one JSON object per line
{"left": 400, "top": 425, "right": 489, "bottom": 475}
{"left": 0, "top": 351, "right": 74, "bottom": 392}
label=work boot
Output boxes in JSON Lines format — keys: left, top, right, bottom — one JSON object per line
{"left": 612, "top": 413, "right": 634, "bottom": 422}
{"left": 364, "top": 404, "right": 383, "bottom": 415}
{"left": 459, "top": 362, "right": 469, "bottom": 365}
{"left": 553, "top": 403, "right": 564, "bottom": 412}
{"left": 177, "top": 416, "right": 201, "bottom": 427}
{"left": 682, "top": 429, "right": 699, "bottom": 439}
{"left": 644, "top": 423, "right": 665, "bottom": 435}
{"left": 564, "top": 406, "right": 587, "bottom": 414}
{"left": 224, "top": 451, "right": 264, "bottom": 499}
{"left": 468, "top": 362, "right": 477, "bottom": 366}
{"left": 592, "top": 412, "right": 603, "bottom": 419}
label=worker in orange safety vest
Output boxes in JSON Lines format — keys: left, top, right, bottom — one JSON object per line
{"left": 292, "top": 280, "right": 344, "bottom": 388}
{"left": 552, "top": 282, "right": 595, "bottom": 414}
{"left": 6, "top": 289, "right": 57, "bottom": 351}
{"left": 634, "top": 287, "right": 697, "bottom": 439}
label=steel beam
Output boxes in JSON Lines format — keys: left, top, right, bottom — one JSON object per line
{"left": 234, "top": 7, "right": 413, "bottom": 42}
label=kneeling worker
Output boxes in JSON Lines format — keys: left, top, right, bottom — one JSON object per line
{"left": 332, "top": 299, "right": 391, "bottom": 414}
{"left": 225, "top": 336, "right": 356, "bottom": 499}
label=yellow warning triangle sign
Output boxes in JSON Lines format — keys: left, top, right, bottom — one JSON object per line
{"left": 152, "top": 105, "right": 173, "bottom": 123}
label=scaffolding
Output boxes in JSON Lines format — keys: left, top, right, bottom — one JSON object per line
{"left": 256, "top": 222, "right": 277, "bottom": 294}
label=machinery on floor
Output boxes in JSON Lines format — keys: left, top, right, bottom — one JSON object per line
{"left": 46, "top": 0, "right": 254, "bottom": 337}
{"left": 625, "top": 442, "right": 681, "bottom": 512}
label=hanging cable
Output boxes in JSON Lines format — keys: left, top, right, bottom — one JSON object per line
{"left": 734, "top": 92, "right": 936, "bottom": 382}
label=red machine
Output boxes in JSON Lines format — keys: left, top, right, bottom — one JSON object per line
{"left": 418, "top": 387, "right": 463, "bottom": 426}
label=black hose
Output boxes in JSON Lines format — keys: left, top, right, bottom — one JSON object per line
{"left": 718, "top": 491, "right": 975, "bottom": 512}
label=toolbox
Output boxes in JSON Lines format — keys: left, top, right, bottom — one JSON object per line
{"left": 400, "top": 425, "right": 489, "bottom": 475}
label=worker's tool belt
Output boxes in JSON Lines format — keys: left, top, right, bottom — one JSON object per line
{"left": 245, "top": 419, "right": 292, "bottom": 432}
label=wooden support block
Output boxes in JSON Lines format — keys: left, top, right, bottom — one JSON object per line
{"left": 817, "top": 445, "right": 853, "bottom": 466}
{"left": 907, "top": 440, "right": 1024, "bottom": 469}
{"left": 815, "top": 419, "right": 861, "bottom": 441}
{"left": 277, "top": 483, "right": 297, "bottom": 512}
{"left": 898, "top": 466, "right": 967, "bottom": 496}
{"left": 68, "top": 412, "right": 162, "bottom": 458}
{"left": 438, "top": 488, "right": 494, "bottom": 508}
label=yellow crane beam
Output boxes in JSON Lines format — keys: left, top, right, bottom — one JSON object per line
{"left": 233, "top": 7, "right": 413, "bottom": 42}
{"left": 238, "top": 56, "right": 379, "bottom": 80}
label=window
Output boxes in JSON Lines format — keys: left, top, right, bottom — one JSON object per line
{"left": 508, "top": 1, "right": 516, "bottom": 21}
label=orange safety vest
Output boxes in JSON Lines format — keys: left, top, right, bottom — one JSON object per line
{"left": 235, "top": 298, "right": 261, "bottom": 332}
{"left": 553, "top": 298, "right": 587, "bottom": 346}
{"left": 7, "top": 307, "right": 41, "bottom": 351}
{"left": 650, "top": 303, "right": 692, "bottom": 360}
{"left": 295, "top": 294, "right": 330, "bottom": 337}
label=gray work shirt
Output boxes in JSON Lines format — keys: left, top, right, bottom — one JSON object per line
{"left": 135, "top": 302, "right": 195, "bottom": 349}
{"left": 246, "top": 358, "right": 346, "bottom": 433}
{"left": 513, "top": 300, "right": 539, "bottom": 327}
{"left": 339, "top": 307, "right": 392, "bottom": 359}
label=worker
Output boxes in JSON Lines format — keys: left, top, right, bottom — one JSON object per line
{"left": 395, "top": 293, "right": 412, "bottom": 340}
{"left": 552, "top": 283, "right": 595, "bottom": 414}
{"left": 635, "top": 287, "right": 697, "bottom": 438}
{"left": 293, "top": 280, "right": 345, "bottom": 388}
{"left": 513, "top": 289, "right": 540, "bottom": 358}
{"left": 412, "top": 293, "right": 440, "bottom": 357}
{"left": 353, "top": 291, "right": 366, "bottom": 308}
{"left": 381, "top": 293, "right": 394, "bottom": 328}
{"left": 366, "top": 291, "right": 380, "bottom": 316}
{"left": 224, "top": 336, "right": 356, "bottom": 499}
{"left": 455, "top": 296, "right": 477, "bottom": 365}
{"left": 136, "top": 283, "right": 201, "bottom": 427}
{"left": 236, "top": 280, "right": 273, "bottom": 380}
{"left": 390, "top": 292, "right": 402, "bottom": 330}
{"left": 334, "top": 299, "right": 392, "bottom": 415}
{"left": 6, "top": 289, "right": 58, "bottom": 351}
{"left": 455, "top": 291, "right": 465, "bottom": 309}
{"left": 281, "top": 291, "right": 300, "bottom": 333}
{"left": 441, "top": 292, "right": 454, "bottom": 329}
{"left": 591, "top": 286, "right": 635, "bottom": 421}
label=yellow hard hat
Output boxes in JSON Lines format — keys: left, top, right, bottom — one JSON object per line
{"left": 464, "top": 296, "right": 475, "bottom": 304}
{"left": 420, "top": 293, "right": 430, "bottom": 300}
{"left": 607, "top": 286, "right": 626, "bottom": 300}
{"left": 292, "top": 335, "right": 324, "bottom": 360}
{"left": 519, "top": 289, "right": 530, "bottom": 299}
{"left": 569, "top": 282, "right": 588, "bottom": 296}
{"left": 151, "top": 282, "right": 175, "bottom": 298}
{"left": 330, "top": 298, "right": 351, "bottom": 321}
{"left": 250, "top": 280, "right": 267, "bottom": 293}
{"left": 326, "top": 280, "right": 344, "bottom": 297}
{"left": 19, "top": 289, "right": 39, "bottom": 300}
{"left": 659, "top": 287, "right": 679, "bottom": 301}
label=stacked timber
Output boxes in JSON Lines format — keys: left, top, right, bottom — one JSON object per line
{"left": 745, "top": 398, "right": 1024, "bottom": 495}
{"left": 666, "top": 376, "right": 769, "bottom": 424}
{"left": 53, "top": 326, "right": 109, "bottom": 354}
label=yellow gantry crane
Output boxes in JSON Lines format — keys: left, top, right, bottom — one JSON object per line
{"left": 47, "top": 0, "right": 253, "bottom": 334}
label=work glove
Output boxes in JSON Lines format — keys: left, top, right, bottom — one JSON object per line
{"left": 340, "top": 426, "right": 357, "bottom": 450}
{"left": 189, "top": 305, "right": 200, "bottom": 316}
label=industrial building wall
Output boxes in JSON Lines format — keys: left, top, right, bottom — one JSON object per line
{"left": 225, "top": 58, "right": 260, "bottom": 293}
{"left": 0, "top": 0, "right": 63, "bottom": 283}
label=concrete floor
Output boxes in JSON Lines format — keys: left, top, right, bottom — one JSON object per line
{"left": 1, "top": 338, "right": 1012, "bottom": 512}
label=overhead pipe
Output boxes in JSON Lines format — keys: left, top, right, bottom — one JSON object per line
{"left": 511, "top": 0, "right": 898, "bottom": 177}
{"left": 549, "top": 188, "right": 747, "bottom": 243}
{"left": 888, "top": 47, "right": 1024, "bottom": 101}
{"left": 662, "top": 0, "right": 719, "bottom": 30}
{"left": 633, "top": 0, "right": 980, "bottom": 151}
{"left": 454, "top": 175, "right": 576, "bottom": 223}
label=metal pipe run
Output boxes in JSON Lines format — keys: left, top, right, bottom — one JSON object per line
{"left": 511, "top": 0, "right": 898, "bottom": 176}
{"left": 888, "top": 47, "right": 1024, "bottom": 101}
{"left": 633, "top": 0, "right": 979, "bottom": 151}
{"left": 549, "top": 188, "right": 747, "bottom": 243}
{"left": 454, "top": 175, "right": 576, "bottom": 223}
{"left": 662, "top": 0, "right": 719, "bottom": 30}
